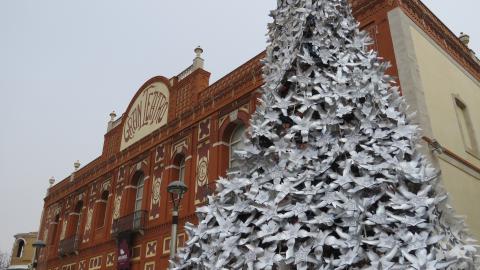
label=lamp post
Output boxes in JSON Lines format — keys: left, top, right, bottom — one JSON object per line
{"left": 31, "top": 240, "right": 46, "bottom": 270}
{"left": 167, "top": 181, "right": 188, "bottom": 261}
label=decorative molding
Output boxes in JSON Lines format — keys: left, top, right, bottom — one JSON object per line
{"left": 213, "top": 141, "right": 229, "bottom": 147}
{"left": 131, "top": 245, "right": 142, "bottom": 261}
{"left": 105, "top": 252, "right": 115, "bottom": 268}
{"left": 144, "top": 261, "right": 155, "bottom": 270}
{"left": 162, "top": 236, "right": 171, "bottom": 255}
{"left": 398, "top": 0, "right": 479, "bottom": 81}
{"left": 149, "top": 177, "right": 162, "bottom": 220}
{"left": 88, "top": 256, "right": 102, "bottom": 270}
{"left": 350, "top": 0, "right": 479, "bottom": 81}
{"left": 145, "top": 241, "right": 157, "bottom": 258}
{"left": 198, "top": 118, "right": 211, "bottom": 141}
{"left": 423, "top": 137, "right": 480, "bottom": 179}
{"left": 78, "top": 260, "right": 86, "bottom": 270}
{"left": 165, "top": 165, "right": 180, "bottom": 170}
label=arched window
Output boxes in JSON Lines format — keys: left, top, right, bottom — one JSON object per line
{"left": 16, "top": 239, "right": 25, "bottom": 258}
{"left": 171, "top": 155, "right": 186, "bottom": 183}
{"left": 95, "top": 191, "right": 109, "bottom": 229}
{"left": 229, "top": 124, "right": 246, "bottom": 168}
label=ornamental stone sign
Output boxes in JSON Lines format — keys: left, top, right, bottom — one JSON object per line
{"left": 121, "top": 82, "right": 169, "bottom": 151}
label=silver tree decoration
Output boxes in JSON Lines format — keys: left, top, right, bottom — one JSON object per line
{"left": 173, "top": 0, "right": 478, "bottom": 269}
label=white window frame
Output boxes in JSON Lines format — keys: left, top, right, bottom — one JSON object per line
{"left": 134, "top": 176, "right": 145, "bottom": 212}
{"left": 178, "top": 159, "right": 186, "bottom": 182}
{"left": 453, "top": 95, "right": 479, "bottom": 158}
{"left": 229, "top": 124, "right": 246, "bottom": 168}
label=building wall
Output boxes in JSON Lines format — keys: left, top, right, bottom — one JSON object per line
{"left": 37, "top": 2, "right": 480, "bottom": 270}
{"left": 9, "top": 232, "right": 38, "bottom": 267}
{"left": 389, "top": 7, "right": 480, "bottom": 239}
{"left": 37, "top": 54, "right": 264, "bottom": 270}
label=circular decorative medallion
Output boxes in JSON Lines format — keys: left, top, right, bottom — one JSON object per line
{"left": 197, "top": 157, "right": 208, "bottom": 186}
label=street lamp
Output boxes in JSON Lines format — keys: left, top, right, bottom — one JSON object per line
{"left": 32, "top": 240, "right": 46, "bottom": 270}
{"left": 167, "top": 180, "right": 188, "bottom": 261}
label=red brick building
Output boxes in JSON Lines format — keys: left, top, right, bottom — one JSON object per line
{"left": 36, "top": 1, "right": 479, "bottom": 270}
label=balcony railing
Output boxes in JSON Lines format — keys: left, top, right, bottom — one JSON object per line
{"left": 58, "top": 236, "right": 79, "bottom": 256}
{"left": 111, "top": 210, "right": 147, "bottom": 236}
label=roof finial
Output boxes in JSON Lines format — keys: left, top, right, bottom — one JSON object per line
{"left": 107, "top": 110, "right": 117, "bottom": 132}
{"left": 49, "top": 176, "right": 56, "bottom": 187}
{"left": 194, "top": 46, "right": 203, "bottom": 58}
{"left": 193, "top": 46, "right": 204, "bottom": 70}
{"left": 109, "top": 110, "right": 117, "bottom": 122}
{"left": 459, "top": 32, "right": 470, "bottom": 46}
{"left": 74, "top": 160, "right": 81, "bottom": 171}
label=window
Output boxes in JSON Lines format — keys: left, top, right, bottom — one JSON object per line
{"left": 73, "top": 201, "right": 84, "bottom": 236}
{"left": 229, "top": 124, "right": 246, "bottom": 168}
{"left": 95, "top": 191, "right": 109, "bottom": 229}
{"left": 64, "top": 201, "right": 83, "bottom": 240}
{"left": 171, "top": 155, "right": 186, "bottom": 183}
{"left": 16, "top": 239, "right": 25, "bottom": 258}
{"left": 133, "top": 174, "right": 145, "bottom": 229}
{"left": 178, "top": 159, "right": 186, "bottom": 182}
{"left": 49, "top": 214, "right": 60, "bottom": 245}
{"left": 454, "top": 95, "right": 479, "bottom": 157}
{"left": 134, "top": 176, "right": 145, "bottom": 213}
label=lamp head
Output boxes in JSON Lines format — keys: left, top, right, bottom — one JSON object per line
{"left": 167, "top": 180, "right": 188, "bottom": 210}
{"left": 167, "top": 181, "right": 188, "bottom": 196}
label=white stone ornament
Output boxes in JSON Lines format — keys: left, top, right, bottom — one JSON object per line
{"left": 152, "top": 178, "right": 162, "bottom": 204}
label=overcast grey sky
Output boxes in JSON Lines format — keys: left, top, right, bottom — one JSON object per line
{"left": 0, "top": 0, "right": 478, "bottom": 252}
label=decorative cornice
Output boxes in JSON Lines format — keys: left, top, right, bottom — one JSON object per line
{"left": 350, "top": 0, "right": 396, "bottom": 18}
{"left": 351, "top": 0, "right": 479, "bottom": 81}
{"left": 398, "top": 0, "right": 479, "bottom": 81}
{"left": 423, "top": 136, "right": 480, "bottom": 175}
{"left": 199, "top": 51, "right": 264, "bottom": 102}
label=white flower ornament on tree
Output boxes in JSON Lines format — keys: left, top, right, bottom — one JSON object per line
{"left": 173, "top": 0, "right": 478, "bottom": 269}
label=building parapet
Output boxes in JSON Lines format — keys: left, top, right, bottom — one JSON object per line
{"left": 351, "top": 0, "right": 480, "bottom": 81}
{"left": 175, "top": 46, "right": 205, "bottom": 82}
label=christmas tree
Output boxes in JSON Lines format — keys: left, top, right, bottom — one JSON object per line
{"left": 173, "top": 0, "right": 478, "bottom": 269}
